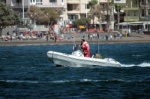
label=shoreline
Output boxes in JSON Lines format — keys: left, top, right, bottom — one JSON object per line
{"left": 0, "top": 34, "right": 150, "bottom": 46}
{"left": 0, "top": 39, "right": 150, "bottom": 46}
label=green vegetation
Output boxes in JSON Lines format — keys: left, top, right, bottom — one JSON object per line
{"left": 88, "top": 0, "right": 104, "bottom": 30}
{"left": 115, "top": 4, "right": 122, "bottom": 29}
{"left": 88, "top": 0, "right": 98, "bottom": 22}
{"left": 74, "top": 18, "right": 90, "bottom": 25}
{"left": 0, "top": 2, "right": 22, "bottom": 36}
{"left": 27, "top": 5, "right": 60, "bottom": 26}
{"left": 88, "top": 0, "right": 98, "bottom": 9}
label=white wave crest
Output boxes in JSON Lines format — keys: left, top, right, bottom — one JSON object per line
{"left": 121, "top": 62, "right": 150, "bottom": 67}
{"left": 0, "top": 80, "right": 39, "bottom": 84}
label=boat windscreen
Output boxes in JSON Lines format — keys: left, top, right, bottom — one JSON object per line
{"left": 73, "top": 44, "right": 82, "bottom": 51}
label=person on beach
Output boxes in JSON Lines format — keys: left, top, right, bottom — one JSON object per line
{"left": 81, "top": 39, "right": 90, "bottom": 57}
{"left": 46, "top": 34, "right": 49, "bottom": 41}
{"left": 82, "top": 30, "right": 85, "bottom": 38}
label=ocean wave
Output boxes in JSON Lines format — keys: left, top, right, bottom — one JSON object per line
{"left": 49, "top": 79, "right": 150, "bottom": 84}
{"left": 0, "top": 80, "right": 39, "bottom": 84}
{"left": 1, "top": 79, "right": 150, "bottom": 85}
{"left": 132, "top": 55, "right": 143, "bottom": 57}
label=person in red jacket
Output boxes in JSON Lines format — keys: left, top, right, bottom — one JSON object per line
{"left": 81, "top": 39, "right": 90, "bottom": 57}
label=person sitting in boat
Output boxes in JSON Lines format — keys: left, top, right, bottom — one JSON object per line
{"left": 81, "top": 39, "right": 90, "bottom": 57}
{"left": 95, "top": 53, "right": 102, "bottom": 59}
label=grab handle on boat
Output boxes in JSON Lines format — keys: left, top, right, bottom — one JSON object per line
{"left": 92, "top": 55, "right": 94, "bottom": 58}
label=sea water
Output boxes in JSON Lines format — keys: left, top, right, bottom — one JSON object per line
{"left": 0, "top": 43, "right": 150, "bottom": 98}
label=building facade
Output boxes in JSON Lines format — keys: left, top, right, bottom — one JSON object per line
{"left": 66, "top": 0, "right": 90, "bottom": 21}
{"left": 5, "top": 0, "right": 150, "bottom": 30}
{"left": 121, "top": 0, "right": 150, "bottom": 22}
{"left": 122, "top": 0, "right": 140, "bottom": 22}
{"left": 140, "top": 0, "right": 150, "bottom": 21}
{"left": 2, "top": 0, "right": 93, "bottom": 25}
{"left": 3, "top": 0, "right": 66, "bottom": 24}
{"left": 2, "top": 0, "right": 113, "bottom": 24}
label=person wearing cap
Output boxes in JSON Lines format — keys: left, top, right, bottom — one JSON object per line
{"left": 81, "top": 39, "right": 90, "bottom": 57}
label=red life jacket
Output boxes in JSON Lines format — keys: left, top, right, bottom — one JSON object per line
{"left": 81, "top": 42, "right": 90, "bottom": 57}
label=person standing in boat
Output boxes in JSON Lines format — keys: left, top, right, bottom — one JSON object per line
{"left": 81, "top": 39, "right": 90, "bottom": 57}
{"left": 73, "top": 44, "right": 80, "bottom": 51}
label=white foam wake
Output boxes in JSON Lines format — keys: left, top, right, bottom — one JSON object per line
{"left": 121, "top": 62, "right": 150, "bottom": 67}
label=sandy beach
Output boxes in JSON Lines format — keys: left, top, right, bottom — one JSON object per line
{"left": 0, "top": 33, "right": 150, "bottom": 46}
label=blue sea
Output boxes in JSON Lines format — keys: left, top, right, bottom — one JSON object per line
{"left": 0, "top": 43, "right": 150, "bottom": 99}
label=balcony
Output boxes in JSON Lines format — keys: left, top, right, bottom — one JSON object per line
{"left": 67, "top": 10, "right": 80, "bottom": 14}
{"left": 11, "top": 3, "right": 28, "bottom": 8}
{"left": 67, "top": 4, "right": 79, "bottom": 13}
{"left": 67, "top": 0, "right": 80, "bottom": 4}
{"left": 37, "top": 3, "right": 64, "bottom": 8}
{"left": 36, "top": 2, "right": 43, "bottom": 5}
{"left": 122, "top": 7, "right": 139, "bottom": 10}
{"left": 140, "top": 16, "right": 148, "bottom": 21}
{"left": 140, "top": 2, "right": 147, "bottom": 7}
{"left": 140, "top": 2, "right": 150, "bottom": 8}
{"left": 140, "top": 15, "right": 150, "bottom": 21}
{"left": 124, "top": 16, "right": 139, "bottom": 22}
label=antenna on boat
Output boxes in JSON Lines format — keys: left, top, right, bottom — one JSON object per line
{"left": 73, "top": 30, "right": 76, "bottom": 45}
{"left": 97, "top": 32, "right": 100, "bottom": 54}
{"left": 97, "top": 31, "right": 102, "bottom": 59}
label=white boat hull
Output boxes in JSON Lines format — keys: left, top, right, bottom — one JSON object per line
{"left": 47, "top": 51, "right": 121, "bottom": 67}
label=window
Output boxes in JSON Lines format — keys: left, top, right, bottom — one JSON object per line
{"left": 68, "top": 15, "right": 77, "bottom": 20}
{"left": 16, "top": 0, "right": 21, "bottom": 3}
{"left": 85, "top": 4, "right": 89, "bottom": 9}
{"left": 0, "top": 0, "right": 6, "bottom": 3}
{"left": 141, "top": 9, "right": 145, "bottom": 16}
{"left": 36, "top": 0, "right": 42, "bottom": 2}
{"left": 87, "top": 4, "right": 90, "bottom": 9}
{"left": 81, "top": 14, "right": 86, "bottom": 18}
{"left": 67, "top": 4, "right": 73, "bottom": 11}
{"left": 36, "top": 0, "right": 42, "bottom": 5}
{"left": 148, "top": 9, "right": 150, "bottom": 15}
{"left": 134, "top": 11, "right": 137, "bottom": 16}
{"left": 49, "top": 0, "right": 56, "bottom": 3}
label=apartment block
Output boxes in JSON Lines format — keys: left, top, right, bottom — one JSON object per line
{"left": 66, "top": 0, "right": 112, "bottom": 22}
{"left": 121, "top": 0, "right": 150, "bottom": 22}
{"left": 2, "top": 0, "right": 113, "bottom": 24}
{"left": 140, "top": 0, "right": 150, "bottom": 21}
{"left": 66, "top": 0, "right": 91, "bottom": 21}
{"left": 122, "top": 0, "right": 140, "bottom": 22}
{"left": 3, "top": 0, "right": 66, "bottom": 23}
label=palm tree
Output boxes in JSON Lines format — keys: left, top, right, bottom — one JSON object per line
{"left": 88, "top": 0, "right": 105, "bottom": 31}
{"left": 115, "top": 4, "right": 121, "bottom": 29}
{"left": 88, "top": 0, "right": 98, "bottom": 8}
{"left": 88, "top": 0, "right": 98, "bottom": 24}
{"left": 93, "top": 4, "right": 104, "bottom": 31}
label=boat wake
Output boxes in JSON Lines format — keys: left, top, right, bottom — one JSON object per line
{"left": 121, "top": 62, "right": 150, "bottom": 67}
{"left": 62, "top": 62, "right": 150, "bottom": 68}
